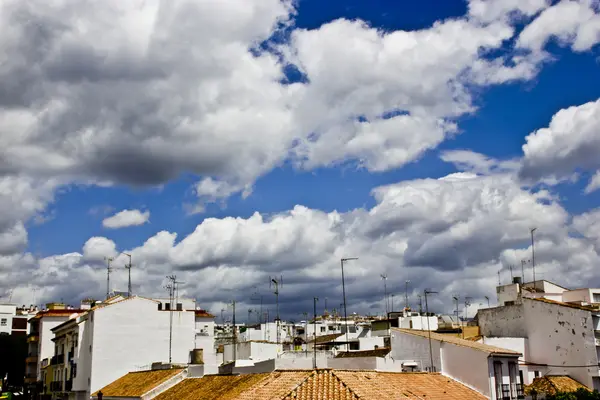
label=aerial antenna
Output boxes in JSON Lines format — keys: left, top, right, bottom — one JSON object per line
{"left": 122, "top": 253, "right": 133, "bottom": 297}
{"left": 163, "top": 277, "right": 175, "bottom": 363}
{"left": 269, "top": 276, "right": 283, "bottom": 345}
{"left": 509, "top": 265, "right": 513, "bottom": 281}
{"left": 423, "top": 289, "right": 438, "bottom": 371}
{"left": 463, "top": 296, "right": 472, "bottom": 338}
{"left": 104, "top": 257, "right": 114, "bottom": 300}
{"left": 380, "top": 274, "right": 388, "bottom": 316}
{"left": 251, "top": 286, "right": 263, "bottom": 325}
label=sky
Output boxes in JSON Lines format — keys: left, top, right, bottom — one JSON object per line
{"left": 1, "top": 0, "right": 600, "bottom": 322}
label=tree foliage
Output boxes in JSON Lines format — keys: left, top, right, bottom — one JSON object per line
{"left": 548, "top": 389, "right": 600, "bottom": 400}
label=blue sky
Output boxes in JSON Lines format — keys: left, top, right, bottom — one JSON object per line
{"left": 3, "top": 0, "right": 600, "bottom": 316}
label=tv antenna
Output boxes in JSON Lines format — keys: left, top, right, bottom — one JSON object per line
{"left": 251, "top": 286, "right": 264, "bottom": 325}
{"left": 380, "top": 274, "right": 388, "bottom": 316}
{"left": 104, "top": 257, "right": 114, "bottom": 300}
{"left": 121, "top": 252, "right": 133, "bottom": 297}
{"left": 270, "top": 276, "right": 283, "bottom": 345}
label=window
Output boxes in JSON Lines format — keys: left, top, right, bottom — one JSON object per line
{"left": 176, "top": 303, "right": 183, "bottom": 311}
{"left": 534, "top": 371, "right": 540, "bottom": 378}
{"left": 165, "top": 303, "right": 171, "bottom": 311}
{"left": 328, "top": 326, "right": 335, "bottom": 331}
{"left": 320, "top": 327, "right": 326, "bottom": 333}
{"left": 0, "top": 318, "right": 6, "bottom": 326}
{"left": 593, "top": 293, "right": 600, "bottom": 303}
{"left": 158, "top": 303, "right": 163, "bottom": 311}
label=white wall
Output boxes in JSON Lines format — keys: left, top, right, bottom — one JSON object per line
{"left": 38, "top": 316, "right": 74, "bottom": 378}
{"left": 399, "top": 316, "right": 438, "bottom": 331}
{"left": 0, "top": 304, "right": 16, "bottom": 334}
{"left": 89, "top": 298, "right": 195, "bottom": 395}
{"left": 390, "top": 330, "right": 441, "bottom": 372}
{"left": 358, "top": 336, "right": 384, "bottom": 350}
{"left": 194, "top": 316, "right": 217, "bottom": 374}
{"left": 328, "top": 357, "right": 377, "bottom": 370}
{"left": 496, "top": 284, "right": 520, "bottom": 306}
{"left": 441, "top": 342, "right": 490, "bottom": 398}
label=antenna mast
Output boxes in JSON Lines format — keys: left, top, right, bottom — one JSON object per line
{"left": 270, "top": 276, "right": 283, "bottom": 345}
{"left": 122, "top": 253, "right": 132, "bottom": 297}
{"left": 104, "top": 257, "right": 114, "bottom": 300}
{"left": 164, "top": 277, "right": 175, "bottom": 363}
{"left": 380, "top": 274, "right": 388, "bottom": 316}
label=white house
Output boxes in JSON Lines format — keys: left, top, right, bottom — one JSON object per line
{"left": 478, "top": 282, "right": 600, "bottom": 390}
{"left": 46, "top": 296, "right": 215, "bottom": 400}
{"left": 390, "top": 328, "right": 523, "bottom": 400}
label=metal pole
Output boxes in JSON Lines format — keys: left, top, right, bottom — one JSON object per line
{"left": 313, "top": 297, "right": 318, "bottom": 369}
{"left": 521, "top": 260, "right": 525, "bottom": 283}
{"left": 232, "top": 300, "right": 236, "bottom": 362}
{"left": 485, "top": 296, "right": 490, "bottom": 308}
{"left": 105, "top": 257, "right": 113, "bottom": 300}
{"left": 405, "top": 280, "right": 410, "bottom": 310}
{"left": 531, "top": 228, "right": 537, "bottom": 284}
{"left": 453, "top": 296, "right": 460, "bottom": 334}
{"left": 168, "top": 282, "right": 173, "bottom": 363}
{"left": 303, "top": 312, "right": 308, "bottom": 357}
{"left": 424, "top": 290, "right": 437, "bottom": 371}
{"left": 340, "top": 258, "right": 358, "bottom": 349}
{"left": 391, "top": 294, "right": 394, "bottom": 313}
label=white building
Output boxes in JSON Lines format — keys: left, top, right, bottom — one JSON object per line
{"left": 26, "top": 303, "right": 84, "bottom": 396}
{"left": 0, "top": 303, "right": 35, "bottom": 336}
{"left": 45, "top": 296, "right": 216, "bottom": 400}
{"left": 478, "top": 280, "right": 600, "bottom": 390}
{"left": 390, "top": 328, "right": 523, "bottom": 400}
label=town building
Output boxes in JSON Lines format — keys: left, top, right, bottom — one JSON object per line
{"left": 43, "top": 295, "right": 215, "bottom": 400}
{"left": 477, "top": 279, "right": 600, "bottom": 391}
{"left": 0, "top": 303, "right": 36, "bottom": 336}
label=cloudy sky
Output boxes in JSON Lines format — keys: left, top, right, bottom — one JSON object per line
{"left": 1, "top": 0, "right": 600, "bottom": 322}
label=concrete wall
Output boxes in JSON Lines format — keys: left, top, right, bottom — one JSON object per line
{"left": 477, "top": 304, "right": 527, "bottom": 338}
{"left": 194, "top": 316, "right": 217, "bottom": 374}
{"left": 358, "top": 336, "right": 384, "bottom": 351}
{"left": 441, "top": 342, "right": 490, "bottom": 398}
{"left": 276, "top": 356, "right": 328, "bottom": 369}
{"left": 89, "top": 298, "right": 196, "bottom": 395}
{"left": 390, "top": 330, "right": 441, "bottom": 372}
{"left": 399, "top": 316, "right": 438, "bottom": 331}
{"left": 328, "top": 357, "right": 378, "bottom": 370}
{"left": 480, "top": 337, "right": 528, "bottom": 361}
{"left": 38, "top": 316, "right": 73, "bottom": 378}
{"left": 496, "top": 283, "right": 520, "bottom": 306}
{"left": 0, "top": 304, "right": 16, "bottom": 334}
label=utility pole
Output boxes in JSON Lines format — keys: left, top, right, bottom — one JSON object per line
{"left": 405, "top": 280, "right": 411, "bottom": 310}
{"left": 380, "top": 274, "right": 388, "bottom": 316}
{"left": 521, "top": 260, "right": 526, "bottom": 283}
{"left": 391, "top": 294, "right": 394, "bottom": 313}
{"left": 340, "top": 258, "right": 358, "bottom": 347}
{"left": 303, "top": 312, "right": 308, "bottom": 356}
{"left": 231, "top": 300, "right": 236, "bottom": 362}
{"left": 531, "top": 228, "right": 537, "bottom": 284}
{"left": 122, "top": 253, "right": 132, "bottom": 297}
{"left": 453, "top": 295, "right": 460, "bottom": 333}
{"left": 424, "top": 289, "right": 437, "bottom": 372}
{"left": 417, "top": 294, "right": 423, "bottom": 330}
{"left": 104, "top": 257, "right": 113, "bottom": 300}
{"left": 509, "top": 265, "right": 513, "bottom": 281}
{"left": 498, "top": 270, "right": 501, "bottom": 286}
{"left": 313, "top": 297, "right": 318, "bottom": 369}
{"left": 463, "top": 297, "right": 472, "bottom": 339}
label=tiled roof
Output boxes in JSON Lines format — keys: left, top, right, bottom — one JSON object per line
{"left": 525, "top": 376, "right": 590, "bottom": 395}
{"left": 308, "top": 333, "right": 344, "bottom": 344}
{"left": 236, "top": 371, "right": 315, "bottom": 400}
{"left": 393, "top": 328, "right": 521, "bottom": 355}
{"left": 92, "top": 368, "right": 184, "bottom": 397}
{"left": 334, "top": 370, "right": 487, "bottom": 400}
{"left": 335, "top": 348, "right": 391, "bottom": 358}
{"left": 528, "top": 297, "right": 599, "bottom": 312}
{"left": 154, "top": 374, "right": 270, "bottom": 400}
{"left": 32, "top": 309, "right": 84, "bottom": 319}
{"left": 195, "top": 310, "right": 215, "bottom": 318}
{"left": 236, "top": 370, "right": 486, "bottom": 399}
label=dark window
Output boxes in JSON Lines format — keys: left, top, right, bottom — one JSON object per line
{"left": 165, "top": 303, "right": 171, "bottom": 311}
{"left": 534, "top": 371, "right": 540, "bottom": 378}
{"left": 349, "top": 342, "right": 359, "bottom": 350}
{"left": 176, "top": 303, "right": 183, "bottom": 311}
{"left": 158, "top": 303, "right": 162, "bottom": 311}
{"left": 0, "top": 318, "right": 6, "bottom": 326}
{"left": 12, "top": 317, "right": 27, "bottom": 329}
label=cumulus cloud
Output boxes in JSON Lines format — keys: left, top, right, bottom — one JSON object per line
{"left": 4, "top": 171, "right": 595, "bottom": 320}
{"left": 520, "top": 98, "right": 600, "bottom": 183}
{"left": 585, "top": 170, "right": 600, "bottom": 194}
{"left": 102, "top": 209, "right": 150, "bottom": 229}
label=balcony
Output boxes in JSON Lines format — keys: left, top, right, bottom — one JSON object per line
{"left": 27, "top": 333, "right": 39, "bottom": 343}
{"left": 25, "top": 355, "right": 38, "bottom": 363}
{"left": 49, "top": 381, "right": 62, "bottom": 392}
{"left": 50, "top": 354, "right": 65, "bottom": 365}
{"left": 65, "top": 379, "right": 72, "bottom": 391}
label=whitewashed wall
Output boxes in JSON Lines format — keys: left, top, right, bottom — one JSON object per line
{"left": 440, "top": 342, "right": 491, "bottom": 398}
{"left": 390, "top": 330, "right": 441, "bottom": 372}
{"left": 89, "top": 298, "right": 195, "bottom": 395}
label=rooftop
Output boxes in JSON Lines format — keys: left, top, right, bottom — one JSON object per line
{"left": 92, "top": 368, "right": 184, "bottom": 397}
{"left": 154, "top": 374, "right": 269, "bottom": 400}
{"left": 528, "top": 297, "right": 599, "bottom": 312}
{"left": 392, "top": 328, "right": 521, "bottom": 356}
{"left": 525, "top": 375, "right": 590, "bottom": 396}
{"left": 194, "top": 309, "right": 215, "bottom": 318}
{"left": 335, "top": 348, "right": 391, "bottom": 358}
{"left": 308, "top": 333, "right": 344, "bottom": 344}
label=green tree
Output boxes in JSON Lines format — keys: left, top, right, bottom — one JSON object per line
{"left": 548, "top": 389, "right": 600, "bottom": 400}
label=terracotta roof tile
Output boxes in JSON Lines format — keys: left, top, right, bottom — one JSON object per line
{"left": 334, "top": 370, "right": 487, "bottom": 400}
{"left": 154, "top": 374, "right": 270, "bottom": 400}
{"left": 195, "top": 310, "right": 215, "bottom": 318}
{"left": 308, "top": 333, "right": 344, "bottom": 344}
{"left": 236, "top": 370, "right": 314, "bottom": 400}
{"left": 393, "top": 328, "right": 521, "bottom": 355}
{"left": 92, "top": 368, "right": 184, "bottom": 397}
{"left": 526, "top": 376, "right": 590, "bottom": 395}
{"left": 335, "top": 348, "right": 391, "bottom": 358}
{"left": 528, "top": 297, "right": 599, "bottom": 312}
{"left": 283, "top": 370, "right": 359, "bottom": 400}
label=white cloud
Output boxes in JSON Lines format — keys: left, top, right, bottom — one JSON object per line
{"left": 102, "top": 209, "right": 150, "bottom": 229}
{"left": 520, "top": 98, "right": 600, "bottom": 182}
{"left": 585, "top": 170, "right": 600, "bottom": 194}
{"left": 440, "top": 150, "right": 520, "bottom": 175}
{"left": 517, "top": 0, "right": 600, "bottom": 53}
{"left": 468, "top": 0, "right": 549, "bottom": 23}
{"left": 5, "top": 171, "right": 593, "bottom": 319}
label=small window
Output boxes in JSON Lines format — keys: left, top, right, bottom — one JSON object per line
{"left": 534, "top": 371, "right": 540, "bottom": 378}
{"left": 0, "top": 318, "right": 6, "bottom": 326}
{"left": 89, "top": 345, "right": 92, "bottom": 353}
{"left": 177, "top": 303, "right": 183, "bottom": 311}
{"left": 165, "top": 303, "right": 171, "bottom": 311}
{"left": 320, "top": 327, "right": 326, "bottom": 332}
{"left": 158, "top": 303, "right": 162, "bottom": 311}
{"left": 328, "top": 326, "right": 335, "bottom": 331}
